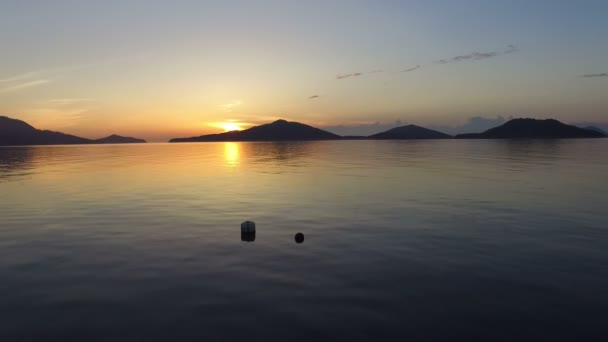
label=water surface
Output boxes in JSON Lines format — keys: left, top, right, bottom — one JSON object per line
{"left": 1, "top": 140, "right": 607, "bottom": 341}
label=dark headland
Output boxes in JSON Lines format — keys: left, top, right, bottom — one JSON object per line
{"left": 0, "top": 116, "right": 146, "bottom": 146}
{"left": 455, "top": 118, "right": 606, "bottom": 139}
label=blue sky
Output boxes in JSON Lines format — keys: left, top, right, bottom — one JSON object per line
{"left": 1, "top": 0, "right": 607, "bottom": 140}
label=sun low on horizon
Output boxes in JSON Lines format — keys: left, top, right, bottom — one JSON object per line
{"left": 213, "top": 121, "right": 249, "bottom": 132}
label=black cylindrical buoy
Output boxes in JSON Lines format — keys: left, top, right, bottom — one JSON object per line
{"left": 241, "top": 221, "right": 256, "bottom": 242}
{"left": 241, "top": 231, "right": 256, "bottom": 242}
{"left": 241, "top": 220, "right": 256, "bottom": 233}
{"left": 295, "top": 232, "right": 304, "bottom": 244}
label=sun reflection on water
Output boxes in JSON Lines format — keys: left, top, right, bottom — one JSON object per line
{"left": 224, "top": 142, "right": 240, "bottom": 167}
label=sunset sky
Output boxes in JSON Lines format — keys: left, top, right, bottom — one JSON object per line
{"left": 1, "top": 0, "right": 607, "bottom": 141}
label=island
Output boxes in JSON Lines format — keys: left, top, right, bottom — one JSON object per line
{"left": 583, "top": 126, "right": 607, "bottom": 135}
{"left": 455, "top": 118, "right": 606, "bottom": 139}
{"left": 0, "top": 116, "right": 147, "bottom": 146}
{"left": 369, "top": 124, "right": 451, "bottom": 139}
{"left": 93, "top": 134, "right": 147, "bottom": 144}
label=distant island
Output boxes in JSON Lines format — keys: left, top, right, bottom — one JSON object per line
{"left": 455, "top": 118, "right": 606, "bottom": 139}
{"left": 93, "top": 134, "right": 147, "bottom": 144}
{"left": 0, "top": 116, "right": 146, "bottom": 146}
{"left": 583, "top": 126, "right": 607, "bottom": 135}
{"left": 369, "top": 125, "right": 451, "bottom": 139}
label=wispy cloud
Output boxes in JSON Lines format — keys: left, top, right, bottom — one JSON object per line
{"left": 221, "top": 100, "right": 242, "bottom": 112}
{"left": 435, "top": 45, "right": 518, "bottom": 64}
{"left": 0, "top": 69, "right": 50, "bottom": 94}
{"left": 22, "top": 105, "right": 95, "bottom": 129}
{"left": 50, "top": 98, "right": 94, "bottom": 105}
{"left": 0, "top": 71, "right": 39, "bottom": 83}
{"left": 0, "top": 79, "right": 50, "bottom": 93}
{"left": 582, "top": 73, "right": 608, "bottom": 78}
{"left": 334, "top": 45, "right": 518, "bottom": 81}
{"left": 0, "top": 59, "right": 118, "bottom": 95}
{"left": 401, "top": 65, "right": 421, "bottom": 73}
{"left": 336, "top": 72, "right": 363, "bottom": 80}
{"left": 308, "top": 95, "right": 320, "bottom": 99}
{"left": 0, "top": 65, "right": 89, "bottom": 84}
{"left": 504, "top": 45, "right": 519, "bottom": 53}
{"left": 326, "top": 44, "right": 517, "bottom": 97}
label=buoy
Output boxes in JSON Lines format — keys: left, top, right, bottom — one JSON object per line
{"left": 241, "top": 220, "right": 256, "bottom": 233}
{"left": 295, "top": 232, "right": 304, "bottom": 244}
{"left": 241, "top": 231, "right": 256, "bottom": 242}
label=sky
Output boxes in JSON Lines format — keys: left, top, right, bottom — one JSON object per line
{"left": 1, "top": 0, "right": 607, "bottom": 141}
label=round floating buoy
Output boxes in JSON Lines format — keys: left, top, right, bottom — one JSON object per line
{"left": 295, "top": 232, "right": 304, "bottom": 244}
{"left": 241, "top": 220, "right": 256, "bottom": 233}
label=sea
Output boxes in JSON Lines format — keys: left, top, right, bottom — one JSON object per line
{"left": 1, "top": 140, "right": 607, "bottom": 341}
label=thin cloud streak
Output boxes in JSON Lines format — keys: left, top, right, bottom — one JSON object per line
{"left": 336, "top": 72, "right": 363, "bottom": 80}
{"left": 401, "top": 65, "right": 421, "bottom": 72}
{"left": 308, "top": 95, "right": 320, "bottom": 99}
{"left": 0, "top": 71, "right": 39, "bottom": 83}
{"left": 0, "top": 58, "right": 120, "bottom": 94}
{"left": 582, "top": 73, "right": 607, "bottom": 78}
{"left": 435, "top": 45, "right": 518, "bottom": 64}
{"left": 0, "top": 79, "right": 50, "bottom": 93}
{"left": 0, "top": 63, "right": 95, "bottom": 83}
{"left": 334, "top": 45, "right": 517, "bottom": 80}
{"left": 221, "top": 100, "right": 242, "bottom": 112}
{"left": 50, "top": 98, "right": 94, "bottom": 105}
{"left": 504, "top": 44, "right": 519, "bottom": 53}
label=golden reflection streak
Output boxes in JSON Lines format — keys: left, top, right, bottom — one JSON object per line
{"left": 224, "top": 142, "right": 240, "bottom": 167}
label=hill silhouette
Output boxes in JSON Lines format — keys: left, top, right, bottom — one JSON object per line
{"left": 369, "top": 125, "right": 451, "bottom": 139}
{"left": 455, "top": 118, "right": 606, "bottom": 139}
{"left": 94, "top": 134, "right": 147, "bottom": 144}
{"left": 170, "top": 119, "right": 340, "bottom": 142}
{"left": 0, "top": 116, "right": 146, "bottom": 145}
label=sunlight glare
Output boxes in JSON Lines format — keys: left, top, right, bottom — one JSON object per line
{"left": 220, "top": 122, "right": 242, "bottom": 132}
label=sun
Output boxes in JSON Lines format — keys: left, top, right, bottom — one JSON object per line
{"left": 219, "top": 122, "right": 242, "bottom": 132}
{"left": 212, "top": 121, "right": 248, "bottom": 132}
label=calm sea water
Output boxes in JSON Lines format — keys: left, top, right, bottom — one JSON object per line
{"left": 1, "top": 140, "right": 607, "bottom": 341}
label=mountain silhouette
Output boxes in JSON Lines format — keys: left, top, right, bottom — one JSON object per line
{"left": 0, "top": 116, "right": 146, "bottom": 145}
{"left": 94, "top": 134, "right": 146, "bottom": 144}
{"left": 170, "top": 119, "right": 340, "bottom": 142}
{"left": 369, "top": 125, "right": 451, "bottom": 139}
{"left": 455, "top": 118, "right": 606, "bottom": 139}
